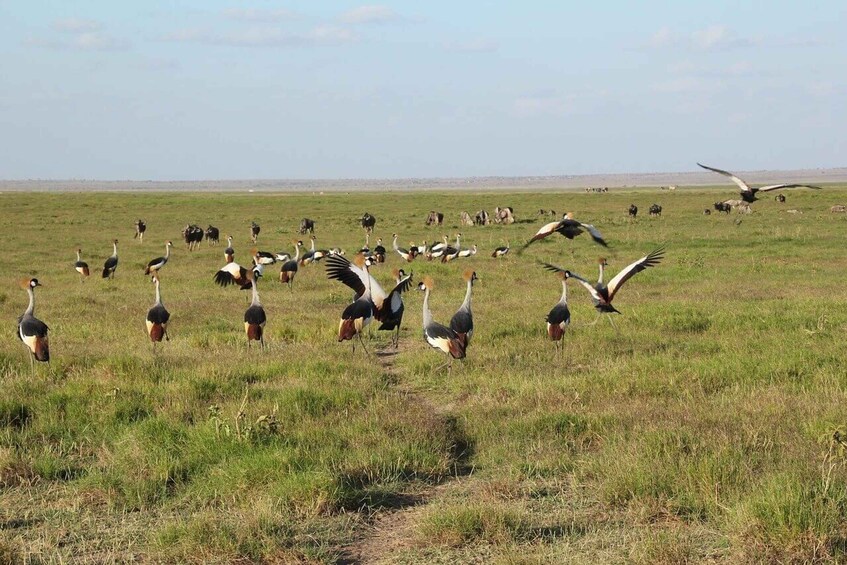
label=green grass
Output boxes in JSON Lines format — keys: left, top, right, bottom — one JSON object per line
{"left": 2, "top": 186, "right": 847, "bottom": 562}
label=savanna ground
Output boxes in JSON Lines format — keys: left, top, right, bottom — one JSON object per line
{"left": 1, "top": 186, "right": 847, "bottom": 564}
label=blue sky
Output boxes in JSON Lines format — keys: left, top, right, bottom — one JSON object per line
{"left": 1, "top": 1, "right": 844, "bottom": 180}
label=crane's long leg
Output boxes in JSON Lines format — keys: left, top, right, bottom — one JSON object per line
{"left": 394, "top": 326, "right": 400, "bottom": 349}
{"left": 607, "top": 316, "right": 619, "bottom": 331}
{"left": 29, "top": 354, "right": 34, "bottom": 376}
{"left": 587, "top": 314, "right": 602, "bottom": 327}
{"left": 357, "top": 333, "right": 370, "bottom": 356}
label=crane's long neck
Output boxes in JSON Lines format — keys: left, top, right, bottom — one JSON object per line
{"left": 559, "top": 279, "right": 568, "bottom": 304}
{"left": 112, "top": 242, "right": 118, "bottom": 257}
{"left": 164, "top": 244, "right": 170, "bottom": 260}
{"left": 293, "top": 245, "right": 300, "bottom": 261}
{"left": 227, "top": 236, "right": 233, "bottom": 247}
{"left": 154, "top": 279, "right": 163, "bottom": 305}
{"left": 25, "top": 287, "right": 35, "bottom": 316}
{"left": 455, "top": 234, "right": 461, "bottom": 247}
{"left": 76, "top": 250, "right": 82, "bottom": 261}
{"left": 393, "top": 235, "right": 399, "bottom": 251}
{"left": 365, "top": 233, "right": 370, "bottom": 247}
{"left": 251, "top": 280, "right": 261, "bottom": 306}
{"left": 310, "top": 239, "right": 316, "bottom": 252}
{"left": 598, "top": 262, "right": 605, "bottom": 284}
{"left": 422, "top": 288, "right": 433, "bottom": 327}
{"left": 461, "top": 279, "right": 473, "bottom": 311}
{"left": 363, "top": 266, "right": 372, "bottom": 298}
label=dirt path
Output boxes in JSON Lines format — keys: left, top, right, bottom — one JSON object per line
{"left": 336, "top": 343, "right": 473, "bottom": 564}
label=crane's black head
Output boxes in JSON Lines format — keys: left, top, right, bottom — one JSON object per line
{"left": 21, "top": 278, "right": 41, "bottom": 290}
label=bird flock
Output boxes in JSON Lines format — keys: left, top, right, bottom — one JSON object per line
{"left": 14, "top": 164, "right": 824, "bottom": 372}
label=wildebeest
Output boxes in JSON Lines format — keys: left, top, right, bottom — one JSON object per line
{"left": 713, "top": 201, "right": 732, "bottom": 214}
{"left": 628, "top": 204, "right": 638, "bottom": 218}
{"left": 538, "top": 209, "right": 557, "bottom": 217}
{"left": 830, "top": 205, "right": 847, "bottom": 213}
{"left": 475, "top": 210, "right": 490, "bottom": 226}
{"left": 361, "top": 212, "right": 376, "bottom": 232}
{"left": 299, "top": 218, "right": 315, "bottom": 234}
{"left": 426, "top": 211, "right": 445, "bottom": 226}
{"left": 183, "top": 224, "right": 204, "bottom": 250}
{"left": 775, "top": 194, "right": 786, "bottom": 203}
{"left": 250, "top": 222, "right": 261, "bottom": 243}
{"left": 134, "top": 220, "right": 147, "bottom": 243}
{"left": 649, "top": 204, "right": 662, "bottom": 217}
{"left": 460, "top": 211, "right": 474, "bottom": 226}
{"left": 494, "top": 206, "right": 515, "bottom": 225}
{"left": 205, "top": 225, "right": 220, "bottom": 244}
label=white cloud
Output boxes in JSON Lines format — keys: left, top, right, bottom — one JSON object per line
{"left": 444, "top": 39, "right": 499, "bottom": 53}
{"left": 644, "top": 25, "right": 773, "bottom": 52}
{"left": 26, "top": 31, "right": 129, "bottom": 51}
{"left": 162, "top": 25, "right": 357, "bottom": 47}
{"left": 53, "top": 18, "right": 102, "bottom": 33}
{"left": 691, "top": 25, "right": 754, "bottom": 51}
{"left": 651, "top": 77, "right": 711, "bottom": 94}
{"left": 340, "top": 5, "right": 402, "bottom": 24}
{"left": 666, "top": 60, "right": 769, "bottom": 80}
{"left": 513, "top": 95, "right": 575, "bottom": 118}
{"left": 222, "top": 8, "right": 297, "bottom": 22}
{"left": 72, "top": 32, "right": 129, "bottom": 51}
{"left": 647, "top": 26, "right": 677, "bottom": 48}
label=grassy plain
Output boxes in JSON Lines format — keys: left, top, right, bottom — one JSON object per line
{"left": 1, "top": 186, "right": 847, "bottom": 563}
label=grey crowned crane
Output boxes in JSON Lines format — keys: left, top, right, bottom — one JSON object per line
{"left": 428, "top": 235, "right": 449, "bottom": 260}
{"left": 440, "top": 234, "right": 462, "bottom": 263}
{"left": 458, "top": 244, "right": 477, "bottom": 259}
{"left": 299, "top": 236, "right": 319, "bottom": 266}
{"left": 102, "top": 239, "right": 119, "bottom": 279}
{"left": 254, "top": 248, "right": 276, "bottom": 266}
{"left": 326, "top": 254, "right": 375, "bottom": 354}
{"left": 326, "top": 253, "right": 415, "bottom": 348}
{"left": 519, "top": 213, "right": 607, "bottom": 254}
{"left": 279, "top": 241, "right": 303, "bottom": 288}
{"left": 378, "top": 268, "right": 415, "bottom": 347}
{"left": 596, "top": 257, "right": 608, "bottom": 285}
{"left": 417, "top": 277, "right": 466, "bottom": 372}
{"left": 74, "top": 249, "right": 90, "bottom": 282}
{"left": 545, "top": 271, "right": 571, "bottom": 351}
{"left": 144, "top": 241, "right": 173, "bottom": 277}
{"left": 224, "top": 236, "right": 235, "bottom": 263}
{"left": 244, "top": 273, "right": 266, "bottom": 348}
{"left": 250, "top": 249, "right": 265, "bottom": 280}
{"left": 541, "top": 246, "right": 665, "bottom": 325}
{"left": 18, "top": 278, "right": 49, "bottom": 369}
{"left": 145, "top": 274, "right": 170, "bottom": 350}
{"left": 214, "top": 259, "right": 250, "bottom": 288}
{"left": 492, "top": 243, "right": 510, "bottom": 258}
{"left": 393, "top": 234, "right": 415, "bottom": 262}
{"left": 373, "top": 238, "right": 387, "bottom": 263}
{"left": 409, "top": 241, "right": 424, "bottom": 259}
{"left": 697, "top": 163, "right": 823, "bottom": 203}
{"left": 450, "top": 270, "right": 478, "bottom": 349}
